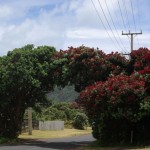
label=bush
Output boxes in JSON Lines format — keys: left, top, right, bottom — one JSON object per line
{"left": 0, "top": 137, "right": 9, "bottom": 144}
{"left": 32, "top": 102, "right": 88, "bottom": 128}
{"left": 78, "top": 74, "right": 149, "bottom": 144}
{"left": 73, "top": 113, "right": 88, "bottom": 130}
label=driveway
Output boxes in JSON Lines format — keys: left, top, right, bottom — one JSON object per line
{"left": 0, "top": 134, "right": 95, "bottom": 150}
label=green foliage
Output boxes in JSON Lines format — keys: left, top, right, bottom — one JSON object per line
{"left": 1, "top": 44, "right": 150, "bottom": 145}
{"left": 36, "top": 107, "right": 67, "bottom": 121}
{"left": 0, "top": 137, "right": 9, "bottom": 144}
{"left": 0, "top": 137, "right": 20, "bottom": 144}
{"left": 140, "top": 96, "right": 150, "bottom": 113}
{"left": 33, "top": 102, "right": 87, "bottom": 128}
{"left": 0, "top": 45, "right": 56, "bottom": 138}
{"left": 73, "top": 112, "right": 88, "bottom": 130}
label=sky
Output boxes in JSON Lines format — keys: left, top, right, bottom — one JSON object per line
{"left": 0, "top": 0, "right": 150, "bottom": 56}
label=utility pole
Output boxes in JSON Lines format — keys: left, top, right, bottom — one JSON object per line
{"left": 28, "top": 107, "right": 32, "bottom": 135}
{"left": 122, "top": 31, "right": 142, "bottom": 52}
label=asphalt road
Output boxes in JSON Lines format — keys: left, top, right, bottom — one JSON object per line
{"left": 0, "top": 134, "right": 95, "bottom": 150}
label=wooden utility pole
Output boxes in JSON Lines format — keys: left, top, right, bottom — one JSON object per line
{"left": 122, "top": 31, "right": 142, "bottom": 52}
{"left": 28, "top": 107, "right": 32, "bottom": 135}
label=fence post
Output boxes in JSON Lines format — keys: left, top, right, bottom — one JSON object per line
{"left": 28, "top": 107, "right": 32, "bottom": 135}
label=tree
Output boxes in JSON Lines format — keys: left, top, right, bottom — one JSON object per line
{"left": 0, "top": 45, "right": 56, "bottom": 138}
{"left": 77, "top": 48, "right": 150, "bottom": 145}
{"left": 54, "top": 46, "right": 128, "bottom": 92}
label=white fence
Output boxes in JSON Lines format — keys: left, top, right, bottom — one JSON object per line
{"left": 39, "top": 121, "right": 64, "bottom": 130}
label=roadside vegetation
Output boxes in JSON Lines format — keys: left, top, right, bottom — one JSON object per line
{"left": 31, "top": 101, "right": 89, "bottom": 129}
{"left": 22, "top": 100, "right": 89, "bottom": 131}
{"left": 0, "top": 45, "right": 150, "bottom": 148}
{"left": 19, "top": 128, "right": 92, "bottom": 139}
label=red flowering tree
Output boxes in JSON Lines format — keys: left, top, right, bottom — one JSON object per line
{"left": 76, "top": 48, "right": 150, "bottom": 145}
{"left": 79, "top": 74, "right": 146, "bottom": 121}
{"left": 78, "top": 74, "right": 149, "bottom": 144}
{"left": 106, "top": 52, "right": 129, "bottom": 75}
{"left": 139, "top": 67, "right": 150, "bottom": 95}
{"left": 52, "top": 46, "right": 150, "bottom": 144}
{"left": 131, "top": 48, "right": 150, "bottom": 95}
{"left": 53, "top": 46, "right": 128, "bottom": 92}
{"left": 130, "top": 48, "right": 150, "bottom": 71}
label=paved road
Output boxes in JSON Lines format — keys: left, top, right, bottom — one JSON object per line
{"left": 0, "top": 134, "right": 95, "bottom": 150}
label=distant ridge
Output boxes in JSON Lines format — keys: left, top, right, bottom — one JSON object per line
{"left": 47, "top": 85, "right": 79, "bottom": 102}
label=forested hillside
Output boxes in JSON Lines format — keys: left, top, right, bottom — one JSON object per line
{"left": 47, "top": 85, "right": 79, "bottom": 102}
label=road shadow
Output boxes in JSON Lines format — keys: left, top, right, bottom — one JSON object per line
{"left": 21, "top": 140, "right": 92, "bottom": 149}
{"left": 1, "top": 134, "right": 95, "bottom": 150}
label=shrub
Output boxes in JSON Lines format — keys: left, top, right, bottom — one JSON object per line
{"left": 33, "top": 102, "right": 87, "bottom": 128}
{"left": 73, "top": 112, "right": 88, "bottom": 130}
{"left": 0, "top": 137, "right": 9, "bottom": 144}
{"left": 78, "top": 74, "right": 149, "bottom": 144}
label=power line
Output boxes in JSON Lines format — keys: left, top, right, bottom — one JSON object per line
{"left": 117, "top": 0, "right": 127, "bottom": 32}
{"left": 97, "top": 0, "right": 124, "bottom": 51}
{"left": 122, "top": 0, "right": 131, "bottom": 30}
{"left": 130, "top": 0, "right": 140, "bottom": 48}
{"left": 90, "top": 0, "right": 120, "bottom": 50}
{"left": 130, "top": 0, "right": 137, "bottom": 32}
{"left": 137, "top": 0, "right": 142, "bottom": 30}
{"left": 117, "top": 0, "right": 130, "bottom": 50}
{"left": 110, "top": 0, "right": 130, "bottom": 53}
{"left": 137, "top": 0, "right": 143, "bottom": 47}
{"left": 104, "top": 0, "right": 127, "bottom": 52}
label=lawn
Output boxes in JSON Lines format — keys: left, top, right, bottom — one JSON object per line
{"left": 19, "top": 128, "right": 92, "bottom": 139}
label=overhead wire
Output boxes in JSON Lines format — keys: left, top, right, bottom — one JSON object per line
{"left": 130, "top": 0, "right": 137, "bottom": 32}
{"left": 90, "top": 0, "right": 120, "bottom": 51}
{"left": 104, "top": 0, "right": 128, "bottom": 52}
{"left": 117, "top": 0, "right": 130, "bottom": 51}
{"left": 137, "top": 0, "right": 143, "bottom": 47}
{"left": 137, "top": 0, "right": 142, "bottom": 31}
{"left": 130, "top": 0, "right": 140, "bottom": 48}
{"left": 122, "top": 0, "right": 131, "bottom": 30}
{"left": 91, "top": 0, "right": 142, "bottom": 52}
{"left": 97, "top": 0, "right": 125, "bottom": 51}
{"left": 117, "top": 0, "right": 128, "bottom": 32}
{"left": 110, "top": 0, "right": 130, "bottom": 53}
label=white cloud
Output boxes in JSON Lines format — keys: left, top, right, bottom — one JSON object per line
{"left": 0, "top": 0, "right": 149, "bottom": 56}
{"left": 0, "top": 4, "right": 68, "bottom": 55}
{"left": 68, "top": 0, "right": 81, "bottom": 11}
{"left": 0, "top": 5, "right": 13, "bottom": 19}
{"left": 64, "top": 27, "right": 131, "bottom": 54}
{"left": 74, "top": 0, "right": 119, "bottom": 28}
{"left": 66, "top": 28, "right": 115, "bottom": 39}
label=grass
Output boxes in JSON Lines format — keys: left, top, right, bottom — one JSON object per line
{"left": 79, "top": 141, "right": 150, "bottom": 150}
{"left": 0, "top": 137, "right": 22, "bottom": 144}
{"left": 79, "top": 145, "right": 150, "bottom": 150}
{"left": 0, "top": 137, "right": 9, "bottom": 144}
{"left": 80, "top": 147, "right": 150, "bottom": 150}
{"left": 19, "top": 128, "right": 92, "bottom": 139}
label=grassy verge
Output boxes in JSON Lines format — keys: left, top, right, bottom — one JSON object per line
{"left": 79, "top": 141, "right": 150, "bottom": 150}
{"left": 19, "top": 128, "right": 92, "bottom": 139}
{"left": 0, "top": 137, "right": 21, "bottom": 144}
{"left": 0, "top": 137, "right": 9, "bottom": 144}
{"left": 80, "top": 147, "right": 150, "bottom": 150}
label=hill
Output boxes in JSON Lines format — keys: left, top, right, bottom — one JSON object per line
{"left": 47, "top": 85, "right": 79, "bottom": 102}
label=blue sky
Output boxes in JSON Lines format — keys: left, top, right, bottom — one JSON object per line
{"left": 0, "top": 0, "right": 149, "bottom": 56}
